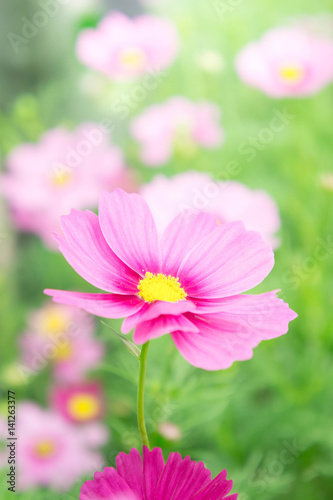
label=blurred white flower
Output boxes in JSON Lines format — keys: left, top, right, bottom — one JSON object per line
{"left": 158, "top": 421, "right": 182, "bottom": 441}
{"left": 196, "top": 50, "right": 225, "bottom": 73}
{"left": 319, "top": 173, "right": 333, "bottom": 191}
{"left": 65, "top": 0, "right": 100, "bottom": 16}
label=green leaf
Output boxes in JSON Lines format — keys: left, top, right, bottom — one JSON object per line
{"left": 100, "top": 321, "right": 141, "bottom": 360}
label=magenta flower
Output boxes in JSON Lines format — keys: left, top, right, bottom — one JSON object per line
{"left": 76, "top": 12, "right": 179, "bottom": 80}
{"left": 80, "top": 446, "right": 238, "bottom": 499}
{"left": 0, "top": 124, "right": 134, "bottom": 248}
{"left": 20, "top": 303, "right": 104, "bottom": 382}
{"left": 235, "top": 26, "right": 333, "bottom": 97}
{"left": 51, "top": 381, "right": 104, "bottom": 423}
{"left": 131, "top": 97, "right": 224, "bottom": 166}
{"left": 141, "top": 172, "right": 281, "bottom": 248}
{"left": 45, "top": 189, "right": 296, "bottom": 371}
{"left": 6, "top": 402, "right": 108, "bottom": 491}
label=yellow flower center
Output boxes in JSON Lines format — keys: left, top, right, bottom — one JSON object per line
{"left": 138, "top": 272, "right": 187, "bottom": 303}
{"left": 51, "top": 163, "right": 73, "bottom": 187}
{"left": 53, "top": 172, "right": 72, "bottom": 186}
{"left": 42, "top": 310, "right": 68, "bottom": 335}
{"left": 34, "top": 440, "right": 56, "bottom": 458}
{"left": 67, "top": 394, "right": 100, "bottom": 422}
{"left": 119, "top": 47, "right": 146, "bottom": 69}
{"left": 54, "top": 342, "right": 73, "bottom": 362}
{"left": 279, "top": 64, "right": 304, "bottom": 84}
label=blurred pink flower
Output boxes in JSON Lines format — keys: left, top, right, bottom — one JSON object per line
{"left": 0, "top": 124, "right": 134, "bottom": 248}
{"left": 45, "top": 189, "right": 296, "bottom": 371}
{"left": 140, "top": 172, "right": 281, "bottom": 248}
{"left": 12, "top": 402, "right": 108, "bottom": 491}
{"left": 20, "top": 302, "right": 104, "bottom": 382}
{"left": 131, "top": 97, "right": 224, "bottom": 166}
{"left": 76, "top": 12, "right": 179, "bottom": 80}
{"left": 158, "top": 421, "right": 182, "bottom": 442}
{"left": 236, "top": 26, "right": 333, "bottom": 97}
{"left": 80, "top": 446, "right": 238, "bottom": 499}
{"left": 51, "top": 381, "right": 104, "bottom": 423}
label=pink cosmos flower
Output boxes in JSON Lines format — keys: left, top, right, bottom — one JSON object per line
{"left": 131, "top": 97, "right": 224, "bottom": 166}
{"left": 20, "top": 302, "right": 104, "bottom": 382}
{"left": 9, "top": 402, "right": 108, "bottom": 491}
{"left": 140, "top": 172, "right": 281, "bottom": 248}
{"left": 80, "top": 446, "right": 238, "bottom": 499}
{"left": 51, "top": 381, "right": 104, "bottom": 423}
{"left": 235, "top": 26, "right": 333, "bottom": 97}
{"left": 0, "top": 123, "right": 134, "bottom": 248}
{"left": 76, "top": 12, "right": 179, "bottom": 80}
{"left": 45, "top": 188, "right": 296, "bottom": 371}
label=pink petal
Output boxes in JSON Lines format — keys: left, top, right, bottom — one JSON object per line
{"left": 171, "top": 460, "right": 213, "bottom": 500}
{"left": 59, "top": 209, "right": 140, "bottom": 294}
{"left": 177, "top": 221, "right": 274, "bottom": 299}
{"left": 154, "top": 452, "right": 211, "bottom": 500}
{"left": 76, "top": 29, "right": 111, "bottom": 76}
{"left": 133, "top": 314, "right": 199, "bottom": 345}
{"left": 160, "top": 211, "right": 219, "bottom": 276}
{"left": 193, "top": 291, "right": 298, "bottom": 332}
{"left": 80, "top": 467, "right": 136, "bottom": 499}
{"left": 121, "top": 303, "right": 150, "bottom": 334}
{"left": 171, "top": 293, "right": 297, "bottom": 370}
{"left": 44, "top": 290, "right": 144, "bottom": 319}
{"left": 143, "top": 446, "right": 164, "bottom": 499}
{"left": 193, "top": 469, "right": 234, "bottom": 499}
{"left": 116, "top": 448, "right": 144, "bottom": 499}
{"left": 154, "top": 452, "right": 186, "bottom": 499}
{"left": 121, "top": 300, "right": 196, "bottom": 334}
{"left": 99, "top": 189, "right": 161, "bottom": 277}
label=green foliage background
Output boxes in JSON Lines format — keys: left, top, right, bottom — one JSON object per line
{"left": 0, "top": 0, "right": 333, "bottom": 498}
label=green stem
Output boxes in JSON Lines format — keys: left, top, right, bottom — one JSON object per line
{"left": 137, "top": 342, "right": 150, "bottom": 449}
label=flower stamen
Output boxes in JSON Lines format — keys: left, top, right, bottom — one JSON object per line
{"left": 67, "top": 394, "right": 100, "bottom": 421}
{"left": 279, "top": 64, "right": 304, "bottom": 84}
{"left": 119, "top": 47, "right": 146, "bottom": 69}
{"left": 34, "top": 440, "right": 56, "bottom": 459}
{"left": 138, "top": 272, "right": 187, "bottom": 303}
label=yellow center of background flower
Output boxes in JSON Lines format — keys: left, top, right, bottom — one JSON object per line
{"left": 34, "top": 440, "right": 56, "bottom": 458}
{"left": 138, "top": 272, "right": 187, "bottom": 303}
{"left": 53, "top": 172, "right": 72, "bottom": 186}
{"left": 119, "top": 47, "right": 146, "bottom": 69}
{"left": 42, "top": 310, "right": 68, "bottom": 334}
{"left": 279, "top": 64, "right": 304, "bottom": 84}
{"left": 67, "top": 394, "right": 100, "bottom": 421}
{"left": 51, "top": 163, "right": 73, "bottom": 187}
{"left": 54, "top": 342, "right": 73, "bottom": 361}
